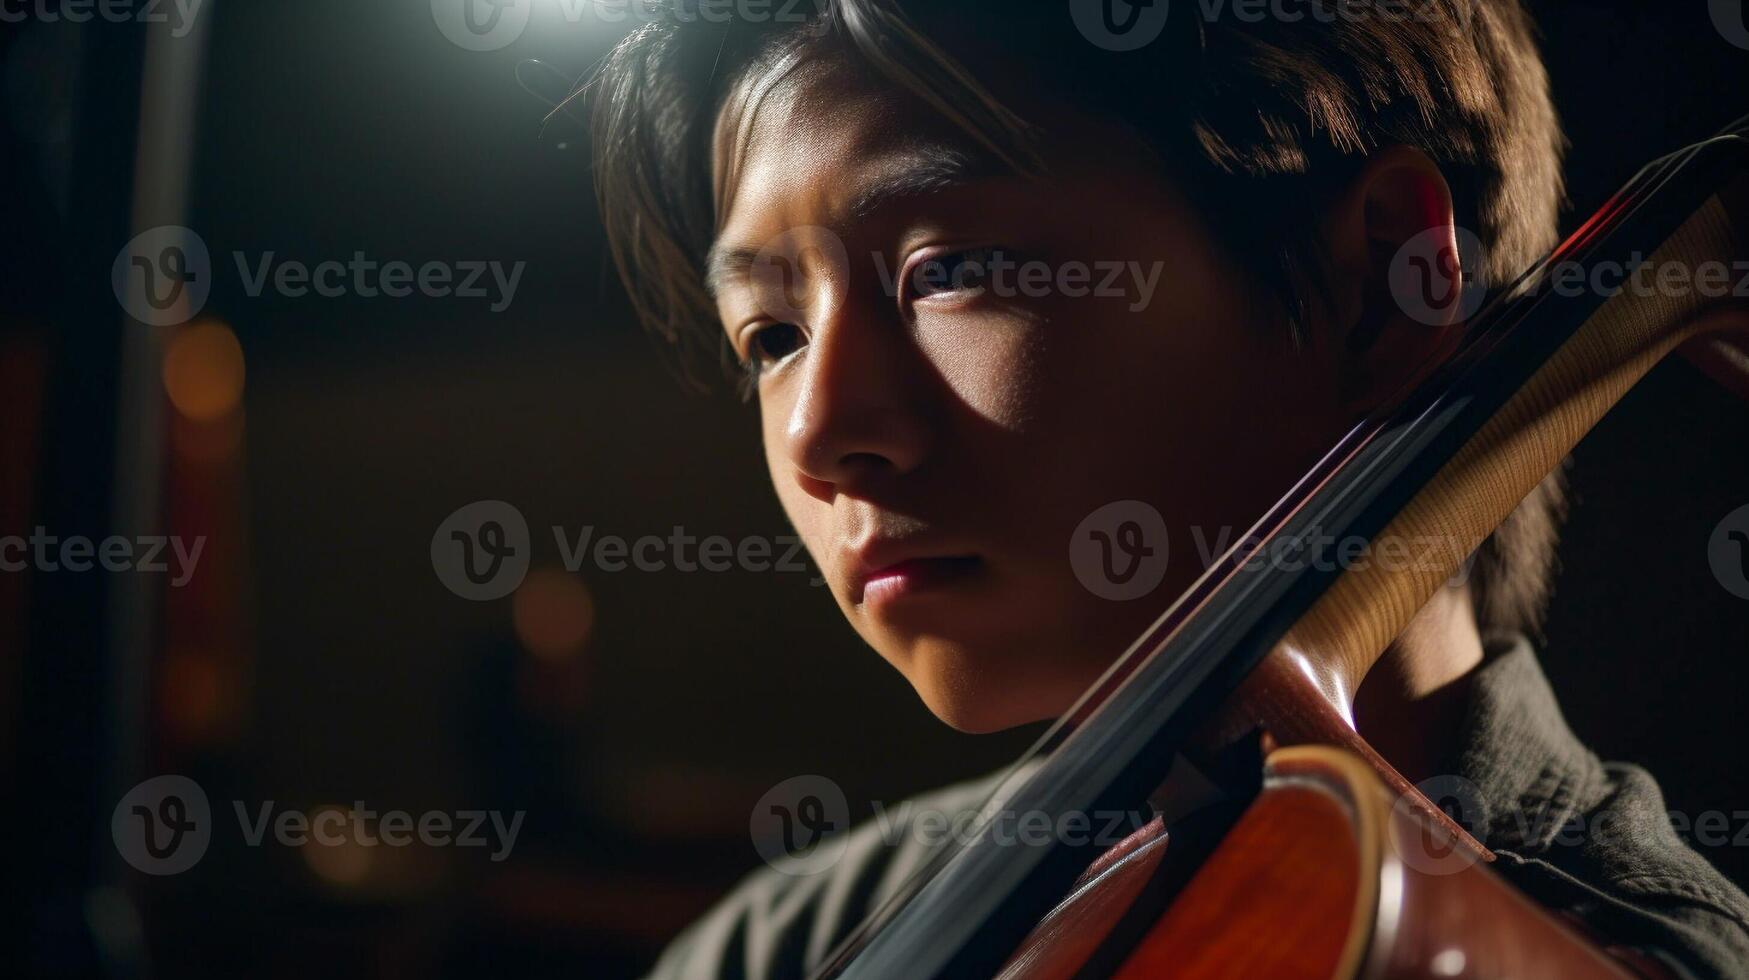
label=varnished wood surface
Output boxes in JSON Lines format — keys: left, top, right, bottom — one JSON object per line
{"left": 1109, "top": 773, "right": 1363, "bottom": 979}
{"left": 996, "top": 819, "right": 1171, "bottom": 980}
{"left": 1110, "top": 747, "right": 1636, "bottom": 979}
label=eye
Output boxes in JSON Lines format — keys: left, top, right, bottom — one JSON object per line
{"left": 742, "top": 321, "right": 804, "bottom": 370}
{"left": 907, "top": 246, "right": 1007, "bottom": 301}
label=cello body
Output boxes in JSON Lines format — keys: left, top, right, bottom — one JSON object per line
{"left": 1002, "top": 745, "right": 1640, "bottom": 979}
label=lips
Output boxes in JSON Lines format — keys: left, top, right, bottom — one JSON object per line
{"left": 850, "top": 544, "right": 983, "bottom": 606}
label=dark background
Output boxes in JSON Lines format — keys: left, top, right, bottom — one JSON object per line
{"left": 4, "top": 1, "right": 1748, "bottom": 977}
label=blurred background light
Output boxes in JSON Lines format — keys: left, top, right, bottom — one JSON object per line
{"left": 163, "top": 318, "right": 245, "bottom": 422}
{"left": 512, "top": 567, "right": 595, "bottom": 662}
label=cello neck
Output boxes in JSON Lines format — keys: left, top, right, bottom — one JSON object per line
{"left": 1278, "top": 165, "right": 1749, "bottom": 711}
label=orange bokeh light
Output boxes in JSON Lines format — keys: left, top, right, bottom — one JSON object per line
{"left": 511, "top": 568, "right": 595, "bottom": 661}
{"left": 163, "top": 319, "right": 245, "bottom": 421}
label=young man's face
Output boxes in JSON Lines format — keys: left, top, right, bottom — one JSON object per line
{"left": 710, "top": 58, "right": 1354, "bottom": 732}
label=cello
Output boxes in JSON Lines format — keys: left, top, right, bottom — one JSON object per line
{"left": 803, "top": 117, "right": 1749, "bottom": 978}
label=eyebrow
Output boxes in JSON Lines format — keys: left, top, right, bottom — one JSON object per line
{"left": 847, "top": 145, "right": 993, "bottom": 219}
{"left": 704, "top": 145, "right": 1000, "bottom": 299}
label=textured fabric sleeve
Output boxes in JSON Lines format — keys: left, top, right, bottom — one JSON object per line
{"left": 641, "top": 774, "right": 1000, "bottom": 980}
{"left": 1447, "top": 636, "right": 1749, "bottom": 977}
{"left": 1497, "top": 763, "right": 1749, "bottom": 979}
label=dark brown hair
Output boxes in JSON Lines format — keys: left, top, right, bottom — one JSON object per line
{"left": 581, "top": 0, "right": 1569, "bottom": 638}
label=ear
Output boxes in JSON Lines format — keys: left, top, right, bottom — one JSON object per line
{"left": 1318, "top": 145, "right": 1468, "bottom": 416}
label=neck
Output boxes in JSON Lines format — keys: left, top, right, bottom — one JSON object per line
{"left": 1351, "top": 582, "right": 1487, "bottom": 783}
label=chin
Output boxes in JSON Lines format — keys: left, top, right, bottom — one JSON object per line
{"left": 901, "top": 636, "right": 1076, "bottom": 734}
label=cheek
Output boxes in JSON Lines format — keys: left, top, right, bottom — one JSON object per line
{"left": 1002, "top": 269, "right": 1326, "bottom": 550}
{"left": 911, "top": 307, "right": 1047, "bottom": 428}
{"left": 1014, "top": 287, "right": 1238, "bottom": 452}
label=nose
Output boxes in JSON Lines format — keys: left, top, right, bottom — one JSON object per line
{"left": 783, "top": 299, "right": 932, "bottom": 502}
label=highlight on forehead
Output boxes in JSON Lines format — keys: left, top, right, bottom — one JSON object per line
{"left": 710, "top": 39, "right": 832, "bottom": 232}
{"left": 703, "top": 140, "right": 998, "bottom": 302}
{"left": 708, "top": 18, "right": 1045, "bottom": 236}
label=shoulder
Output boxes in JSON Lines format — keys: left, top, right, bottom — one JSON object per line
{"left": 641, "top": 773, "right": 1001, "bottom": 980}
{"left": 1459, "top": 636, "right": 1749, "bottom": 974}
{"left": 1491, "top": 761, "right": 1749, "bottom": 977}
{"left": 1581, "top": 762, "right": 1749, "bottom": 925}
